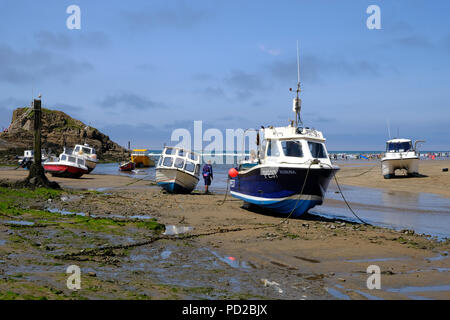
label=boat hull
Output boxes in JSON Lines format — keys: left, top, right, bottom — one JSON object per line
{"left": 85, "top": 159, "right": 97, "bottom": 173}
{"left": 119, "top": 161, "right": 135, "bottom": 172}
{"left": 230, "top": 165, "right": 338, "bottom": 217}
{"left": 381, "top": 157, "right": 419, "bottom": 177}
{"left": 44, "top": 164, "right": 88, "bottom": 178}
{"left": 156, "top": 168, "right": 199, "bottom": 194}
{"left": 131, "top": 155, "right": 155, "bottom": 168}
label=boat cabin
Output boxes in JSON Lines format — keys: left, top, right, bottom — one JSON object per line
{"left": 52, "top": 153, "right": 86, "bottom": 167}
{"left": 74, "top": 144, "right": 96, "bottom": 156}
{"left": 257, "top": 125, "right": 331, "bottom": 165}
{"left": 157, "top": 147, "right": 200, "bottom": 176}
{"left": 385, "top": 139, "right": 413, "bottom": 153}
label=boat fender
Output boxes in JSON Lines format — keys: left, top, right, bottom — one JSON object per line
{"left": 228, "top": 168, "right": 239, "bottom": 178}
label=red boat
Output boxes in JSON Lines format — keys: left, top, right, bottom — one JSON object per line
{"left": 44, "top": 153, "right": 89, "bottom": 178}
{"left": 119, "top": 161, "right": 135, "bottom": 172}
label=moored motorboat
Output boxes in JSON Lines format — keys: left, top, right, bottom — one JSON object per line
{"left": 381, "top": 139, "right": 424, "bottom": 178}
{"left": 229, "top": 45, "right": 339, "bottom": 217}
{"left": 72, "top": 144, "right": 98, "bottom": 173}
{"left": 18, "top": 149, "right": 49, "bottom": 169}
{"left": 119, "top": 160, "right": 135, "bottom": 172}
{"left": 156, "top": 147, "right": 200, "bottom": 193}
{"left": 44, "top": 153, "right": 88, "bottom": 178}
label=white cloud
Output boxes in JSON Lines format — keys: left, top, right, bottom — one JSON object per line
{"left": 259, "top": 44, "right": 281, "bottom": 56}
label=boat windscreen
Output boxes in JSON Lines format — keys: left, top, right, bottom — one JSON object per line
{"left": 163, "top": 157, "right": 173, "bottom": 167}
{"left": 387, "top": 142, "right": 411, "bottom": 152}
{"left": 175, "top": 158, "right": 185, "bottom": 169}
{"left": 185, "top": 161, "right": 195, "bottom": 172}
{"left": 267, "top": 140, "right": 280, "bottom": 157}
{"left": 281, "top": 140, "right": 304, "bottom": 157}
{"left": 165, "top": 148, "right": 176, "bottom": 155}
{"left": 308, "top": 142, "right": 327, "bottom": 159}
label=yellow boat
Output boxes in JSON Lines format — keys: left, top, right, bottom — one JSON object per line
{"left": 131, "top": 149, "right": 155, "bottom": 168}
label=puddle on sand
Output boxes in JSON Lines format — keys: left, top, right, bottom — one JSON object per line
{"left": 426, "top": 251, "right": 448, "bottom": 262}
{"left": 386, "top": 285, "right": 450, "bottom": 294}
{"left": 205, "top": 249, "right": 250, "bottom": 269}
{"left": 326, "top": 287, "right": 351, "bottom": 300}
{"left": 47, "top": 208, "right": 87, "bottom": 217}
{"left": 335, "top": 284, "right": 383, "bottom": 300}
{"left": 312, "top": 184, "right": 450, "bottom": 239}
{"left": 163, "top": 225, "right": 193, "bottom": 236}
{"left": 2, "top": 220, "right": 35, "bottom": 226}
{"left": 161, "top": 250, "right": 172, "bottom": 259}
{"left": 0, "top": 239, "right": 7, "bottom": 246}
{"left": 345, "top": 257, "right": 409, "bottom": 263}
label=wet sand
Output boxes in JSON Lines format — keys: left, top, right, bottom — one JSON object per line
{"left": 336, "top": 160, "right": 450, "bottom": 198}
{"left": 0, "top": 167, "right": 449, "bottom": 300}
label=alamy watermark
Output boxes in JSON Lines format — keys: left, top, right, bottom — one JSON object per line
{"left": 66, "top": 5, "right": 81, "bottom": 30}
{"left": 66, "top": 265, "right": 81, "bottom": 290}
{"left": 170, "top": 120, "right": 258, "bottom": 165}
{"left": 366, "top": 265, "right": 381, "bottom": 290}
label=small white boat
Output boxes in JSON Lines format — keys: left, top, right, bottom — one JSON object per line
{"left": 18, "top": 149, "right": 49, "bottom": 169}
{"left": 381, "top": 139, "right": 425, "bottom": 178}
{"left": 72, "top": 144, "right": 98, "bottom": 173}
{"left": 44, "top": 152, "right": 88, "bottom": 178}
{"left": 156, "top": 147, "right": 200, "bottom": 193}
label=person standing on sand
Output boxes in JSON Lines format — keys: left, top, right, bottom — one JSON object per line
{"left": 202, "top": 160, "right": 213, "bottom": 194}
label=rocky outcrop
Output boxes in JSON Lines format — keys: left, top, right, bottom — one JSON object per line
{"left": 0, "top": 107, "right": 129, "bottom": 163}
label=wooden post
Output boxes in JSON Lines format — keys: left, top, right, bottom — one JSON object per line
{"left": 33, "top": 99, "right": 42, "bottom": 167}
{"left": 25, "top": 97, "right": 59, "bottom": 189}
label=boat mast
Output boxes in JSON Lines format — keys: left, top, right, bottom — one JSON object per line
{"left": 293, "top": 41, "right": 302, "bottom": 127}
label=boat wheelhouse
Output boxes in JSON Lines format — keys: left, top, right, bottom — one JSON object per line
{"left": 44, "top": 153, "right": 88, "bottom": 178}
{"left": 156, "top": 147, "right": 201, "bottom": 193}
{"left": 72, "top": 144, "right": 98, "bottom": 173}
{"left": 381, "top": 138, "right": 424, "bottom": 178}
{"left": 131, "top": 149, "right": 155, "bottom": 168}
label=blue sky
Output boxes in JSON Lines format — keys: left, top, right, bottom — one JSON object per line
{"left": 0, "top": 0, "right": 449, "bottom": 151}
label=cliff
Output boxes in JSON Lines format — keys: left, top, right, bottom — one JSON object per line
{"left": 0, "top": 107, "right": 129, "bottom": 163}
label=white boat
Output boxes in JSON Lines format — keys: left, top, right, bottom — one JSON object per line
{"left": 72, "top": 144, "right": 98, "bottom": 173}
{"left": 381, "top": 139, "right": 424, "bottom": 178}
{"left": 18, "top": 149, "right": 49, "bottom": 169}
{"left": 156, "top": 147, "right": 201, "bottom": 193}
{"left": 44, "top": 152, "right": 88, "bottom": 178}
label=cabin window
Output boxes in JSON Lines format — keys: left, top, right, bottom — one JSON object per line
{"left": 281, "top": 141, "right": 304, "bottom": 157}
{"left": 178, "top": 149, "right": 186, "bottom": 157}
{"left": 61, "top": 155, "right": 67, "bottom": 161}
{"left": 158, "top": 156, "right": 163, "bottom": 167}
{"left": 68, "top": 156, "right": 76, "bottom": 163}
{"left": 185, "top": 161, "right": 195, "bottom": 173}
{"left": 74, "top": 146, "right": 80, "bottom": 152}
{"left": 267, "top": 140, "right": 280, "bottom": 157}
{"left": 163, "top": 157, "right": 173, "bottom": 167}
{"left": 175, "top": 158, "right": 185, "bottom": 169}
{"left": 387, "top": 142, "right": 411, "bottom": 152}
{"left": 188, "top": 152, "right": 196, "bottom": 161}
{"left": 77, "top": 158, "right": 83, "bottom": 165}
{"left": 308, "top": 142, "right": 327, "bottom": 159}
{"left": 82, "top": 147, "right": 91, "bottom": 154}
{"left": 165, "top": 148, "right": 176, "bottom": 155}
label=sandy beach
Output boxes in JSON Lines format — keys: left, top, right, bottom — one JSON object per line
{"left": 0, "top": 162, "right": 449, "bottom": 300}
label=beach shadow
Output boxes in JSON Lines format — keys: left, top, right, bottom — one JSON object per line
{"left": 240, "top": 203, "right": 359, "bottom": 225}
{"left": 389, "top": 173, "right": 428, "bottom": 179}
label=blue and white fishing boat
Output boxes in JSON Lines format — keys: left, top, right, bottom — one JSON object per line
{"left": 229, "top": 44, "right": 339, "bottom": 217}
{"left": 156, "top": 147, "right": 201, "bottom": 193}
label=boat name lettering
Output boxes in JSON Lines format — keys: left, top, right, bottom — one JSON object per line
{"left": 260, "top": 167, "right": 279, "bottom": 176}
{"left": 279, "top": 169, "right": 296, "bottom": 175}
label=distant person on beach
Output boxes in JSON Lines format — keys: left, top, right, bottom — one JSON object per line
{"left": 202, "top": 160, "right": 213, "bottom": 194}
